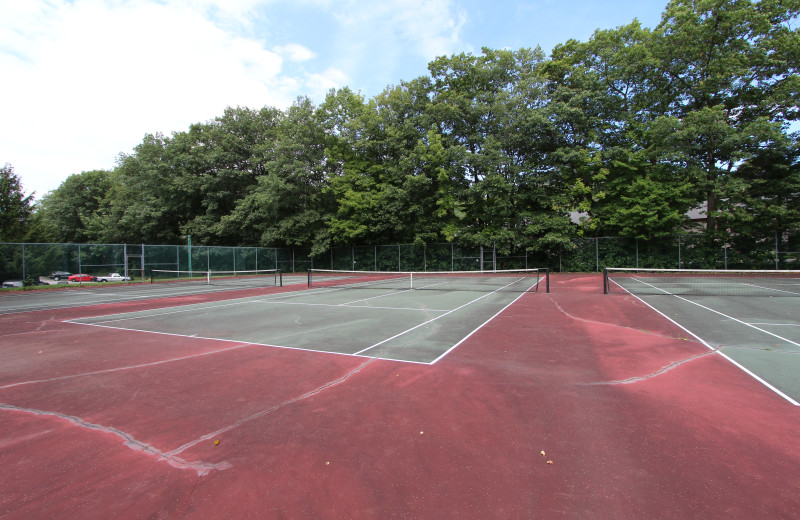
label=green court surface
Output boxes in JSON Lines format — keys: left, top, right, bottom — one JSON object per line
{"left": 634, "top": 293, "right": 800, "bottom": 404}
{"left": 68, "top": 285, "right": 530, "bottom": 364}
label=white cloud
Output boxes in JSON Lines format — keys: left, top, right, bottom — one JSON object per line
{"left": 391, "top": 0, "right": 467, "bottom": 59}
{"left": 307, "top": 68, "right": 351, "bottom": 97}
{"left": 0, "top": 0, "right": 464, "bottom": 198}
{"left": 273, "top": 43, "right": 316, "bottom": 62}
{"left": 0, "top": 0, "right": 315, "bottom": 198}
{"left": 331, "top": 0, "right": 465, "bottom": 60}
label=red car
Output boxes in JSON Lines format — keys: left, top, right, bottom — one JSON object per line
{"left": 68, "top": 274, "right": 96, "bottom": 282}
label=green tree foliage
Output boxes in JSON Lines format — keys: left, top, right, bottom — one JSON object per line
{"left": 717, "top": 133, "right": 800, "bottom": 233}
{"left": 0, "top": 164, "right": 35, "bottom": 241}
{"left": 179, "top": 106, "right": 283, "bottom": 244}
{"left": 218, "top": 97, "right": 332, "bottom": 249}
{"left": 38, "top": 169, "right": 111, "bottom": 243}
{"left": 97, "top": 134, "right": 188, "bottom": 244}
{"left": 650, "top": 0, "right": 800, "bottom": 231}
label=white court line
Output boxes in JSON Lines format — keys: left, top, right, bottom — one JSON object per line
{"left": 0, "top": 283, "right": 292, "bottom": 315}
{"left": 741, "top": 282, "right": 800, "bottom": 296}
{"left": 69, "top": 295, "right": 452, "bottom": 327}
{"left": 254, "top": 300, "right": 452, "bottom": 313}
{"left": 0, "top": 343, "right": 255, "bottom": 390}
{"left": 340, "top": 288, "right": 414, "bottom": 305}
{"left": 751, "top": 323, "right": 800, "bottom": 327}
{"left": 628, "top": 278, "right": 800, "bottom": 348}
{"left": 68, "top": 321, "right": 430, "bottom": 364}
{"left": 613, "top": 279, "right": 800, "bottom": 406}
{"left": 353, "top": 276, "right": 541, "bottom": 357}
{"left": 66, "top": 298, "right": 262, "bottom": 325}
{"left": 64, "top": 286, "right": 338, "bottom": 325}
{"left": 429, "top": 290, "right": 529, "bottom": 364}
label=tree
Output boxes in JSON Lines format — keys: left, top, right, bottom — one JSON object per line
{"left": 650, "top": 0, "right": 800, "bottom": 231}
{"left": 717, "top": 132, "right": 800, "bottom": 234}
{"left": 36, "top": 169, "right": 113, "bottom": 242}
{"left": 219, "top": 97, "right": 334, "bottom": 250}
{"left": 98, "top": 134, "right": 188, "bottom": 243}
{"left": 0, "top": 164, "right": 34, "bottom": 241}
{"left": 544, "top": 22, "right": 699, "bottom": 240}
{"left": 178, "top": 106, "right": 284, "bottom": 244}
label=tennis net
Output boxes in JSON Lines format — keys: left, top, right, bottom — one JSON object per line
{"left": 150, "top": 269, "right": 282, "bottom": 288}
{"left": 604, "top": 268, "right": 800, "bottom": 296}
{"left": 307, "top": 268, "right": 549, "bottom": 293}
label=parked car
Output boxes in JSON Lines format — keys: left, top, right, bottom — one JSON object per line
{"left": 68, "top": 274, "right": 97, "bottom": 282}
{"left": 96, "top": 273, "right": 131, "bottom": 282}
{"left": 50, "top": 271, "right": 71, "bottom": 281}
{"left": 2, "top": 278, "right": 47, "bottom": 288}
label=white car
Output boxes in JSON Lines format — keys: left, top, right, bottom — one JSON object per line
{"left": 95, "top": 273, "right": 131, "bottom": 282}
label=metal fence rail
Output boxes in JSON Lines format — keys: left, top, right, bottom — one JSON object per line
{"left": 1, "top": 232, "right": 797, "bottom": 284}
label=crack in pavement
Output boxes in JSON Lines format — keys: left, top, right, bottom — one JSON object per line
{"left": 581, "top": 342, "right": 799, "bottom": 386}
{"left": 1, "top": 350, "right": 382, "bottom": 476}
{"left": 165, "top": 355, "right": 381, "bottom": 458}
{"left": 580, "top": 347, "right": 724, "bottom": 385}
{"left": 0, "top": 403, "right": 231, "bottom": 476}
{"left": 547, "top": 296, "right": 692, "bottom": 341}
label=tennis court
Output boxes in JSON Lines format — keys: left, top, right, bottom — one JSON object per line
{"left": 2, "top": 269, "right": 800, "bottom": 519}
{"left": 605, "top": 268, "right": 800, "bottom": 403}
{"left": 67, "top": 269, "right": 547, "bottom": 364}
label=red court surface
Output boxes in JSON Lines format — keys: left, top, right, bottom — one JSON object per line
{"left": 1, "top": 274, "right": 799, "bottom": 519}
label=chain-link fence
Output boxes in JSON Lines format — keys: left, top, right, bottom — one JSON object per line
{"left": 1, "top": 231, "right": 797, "bottom": 283}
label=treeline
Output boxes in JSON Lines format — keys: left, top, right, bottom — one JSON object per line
{"left": 11, "top": 0, "right": 800, "bottom": 256}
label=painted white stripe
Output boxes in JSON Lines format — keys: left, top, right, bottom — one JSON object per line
{"left": 0, "top": 343, "right": 254, "bottom": 389}
{"left": 627, "top": 278, "right": 800, "bottom": 348}
{"left": 429, "top": 290, "right": 529, "bottom": 364}
{"left": 610, "top": 279, "right": 799, "bottom": 406}
{"left": 65, "top": 321, "right": 431, "bottom": 365}
{"left": 353, "top": 277, "right": 535, "bottom": 357}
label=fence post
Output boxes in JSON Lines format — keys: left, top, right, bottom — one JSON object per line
{"left": 775, "top": 232, "right": 779, "bottom": 270}
{"left": 595, "top": 238, "right": 599, "bottom": 272}
{"left": 678, "top": 236, "right": 682, "bottom": 268}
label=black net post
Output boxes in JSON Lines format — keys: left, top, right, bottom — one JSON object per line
{"left": 603, "top": 268, "right": 608, "bottom": 294}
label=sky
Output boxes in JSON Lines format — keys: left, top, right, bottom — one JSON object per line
{"left": 1, "top": 0, "right": 669, "bottom": 199}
